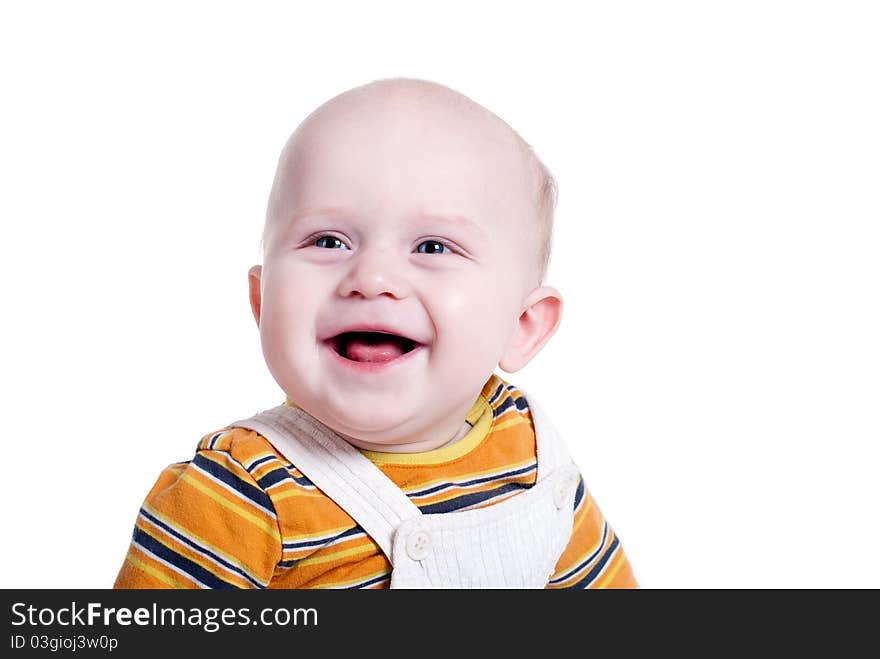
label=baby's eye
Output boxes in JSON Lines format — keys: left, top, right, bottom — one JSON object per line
{"left": 314, "top": 235, "right": 347, "bottom": 249}
{"left": 416, "top": 240, "right": 450, "bottom": 255}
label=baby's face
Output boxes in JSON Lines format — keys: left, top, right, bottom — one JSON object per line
{"left": 252, "top": 88, "right": 556, "bottom": 450}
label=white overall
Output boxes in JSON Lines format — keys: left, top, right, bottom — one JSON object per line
{"left": 232, "top": 394, "right": 580, "bottom": 589}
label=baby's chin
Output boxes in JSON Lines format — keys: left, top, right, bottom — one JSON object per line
{"left": 303, "top": 395, "right": 419, "bottom": 443}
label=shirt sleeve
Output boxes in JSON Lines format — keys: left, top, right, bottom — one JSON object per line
{"left": 546, "top": 475, "right": 639, "bottom": 589}
{"left": 113, "top": 449, "right": 283, "bottom": 589}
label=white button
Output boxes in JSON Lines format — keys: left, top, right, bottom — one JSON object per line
{"left": 406, "top": 530, "right": 431, "bottom": 560}
{"left": 554, "top": 478, "right": 573, "bottom": 509}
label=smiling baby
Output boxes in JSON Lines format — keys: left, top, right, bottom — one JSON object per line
{"left": 114, "top": 78, "right": 637, "bottom": 589}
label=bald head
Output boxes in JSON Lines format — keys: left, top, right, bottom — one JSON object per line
{"left": 264, "top": 77, "right": 557, "bottom": 282}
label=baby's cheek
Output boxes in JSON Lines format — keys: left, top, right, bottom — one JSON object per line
{"left": 439, "top": 280, "right": 509, "bottom": 337}
{"left": 440, "top": 318, "right": 508, "bottom": 379}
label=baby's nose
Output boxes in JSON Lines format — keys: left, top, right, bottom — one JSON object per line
{"left": 336, "top": 249, "right": 411, "bottom": 299}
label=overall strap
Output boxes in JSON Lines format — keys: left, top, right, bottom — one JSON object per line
{"left": 231, "top": 405, "right": 422, "bottom": 561}
{"left": 522, "top": 392, "right": 574, "bottom": 481}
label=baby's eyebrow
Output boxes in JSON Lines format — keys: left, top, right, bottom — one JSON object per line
{"left": 289, "top": 205, "right": 352, "bottom": 223}
{"left": 288, "top": 206, "right": 486, "bottom": 238}
{"left": 416, "top": 210, "right": 486, "bottom": 238}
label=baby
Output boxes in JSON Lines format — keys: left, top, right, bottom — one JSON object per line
{"left": 114, "top": 78, "right": 638, "bottom": 589}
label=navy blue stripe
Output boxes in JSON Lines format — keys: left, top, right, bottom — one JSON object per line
{"left": 409, "top": 463, "right": 536, "bottom": 498}
{"left": 192, "top": 453, "right": 274, "bottom": 514}
{"left": 573, "top": 477, "right": 585, "bottom": 509}
{"left": 278, "top": 464, "right": 315, "bottom": 487}
{"left": 418, "top": 481, "right": 529, "bottom": 514}
{"left": 140, "top": 509, "right": 265, "bottom": 588}
{"left": 488, "top": 382, "right": 505, "bottom": 404}
{"left": 246, "top": 455, "right": 276, "bottom": 472}
{"left": 493, "top": 396, "right": 515, "bottom": 416}
{"left": 132, "top": 527, "right": 240, "bottom": 589}
{"left": 277, "top": 526, "right": 368, "bottom": 568}
{"left": 571, "top": 535, "right": 620, "bottom": 589}
{"left": 289, "top": 471, "right": 315, "bottom": 488}
{"left": 344, "top": 572, "right": 391, "bottom": 590}
{"left": 491, "top": 393, "right": 529, "bottom": 417}
{"left": 256, "top": 467, "right": 293, "bottom": 489}
{"left": 283, "top": 525, "right": 363, "bottom": 551}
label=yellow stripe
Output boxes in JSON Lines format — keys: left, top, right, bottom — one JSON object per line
{"left": 271, "top": 487, "right": 327, "bottom": 503}
{"left": 574, "top": 493, "right": 594, "bottom": 532}
{"left": 595, "top": 548, "right": 625, "bottom": 589}
{"left": 364, "top": 396, "right": 492, "bottom": 465}
{"left": 296, "top": 543, "right": 377, "bottom": 567}
{"left": 181, "top": 472, "right": 279, "bottom": 538}
{"left": 491, "top": 416, "right": 530, "bottom": 433}
{"left": 125, "top": 554, "right": 188, "bottom": 589}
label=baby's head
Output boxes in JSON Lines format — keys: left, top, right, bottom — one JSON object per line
{"left": 249, "top": 78, "right": 563, "bottom": 451}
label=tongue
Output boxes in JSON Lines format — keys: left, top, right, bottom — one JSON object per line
{"left": 345, "top": 335, "right": 407, "bottom": 362}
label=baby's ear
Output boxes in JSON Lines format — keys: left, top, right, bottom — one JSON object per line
{"left": 499, "top": 286, "right": 563, "bottom": 373}
{"left": 248, "top": 265, "right": 263, "bottom": 327}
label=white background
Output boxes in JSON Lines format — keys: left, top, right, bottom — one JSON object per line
{"left": 1, "top": 1, "right": 877, "bottom": 589}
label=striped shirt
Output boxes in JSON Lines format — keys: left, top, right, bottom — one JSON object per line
{"left": 114, "top": 374, "right": 637, "bottom": 589}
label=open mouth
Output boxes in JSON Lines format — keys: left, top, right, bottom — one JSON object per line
{"left": 327, "top": 331, "right": 419, "bottom": 363}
